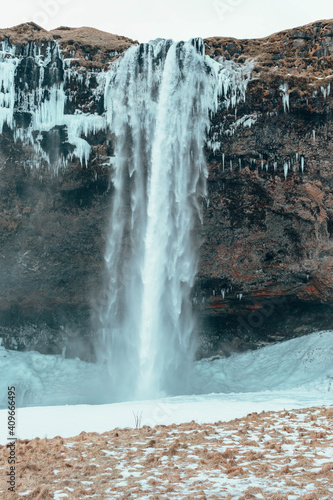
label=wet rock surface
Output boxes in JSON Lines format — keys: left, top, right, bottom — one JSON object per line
{"left": 0, "top": 20, "right": 333, "bottom": 357}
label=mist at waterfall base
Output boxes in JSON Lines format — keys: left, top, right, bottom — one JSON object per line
{"left": 0, "top": 331, "right": 332, "bottom": 420}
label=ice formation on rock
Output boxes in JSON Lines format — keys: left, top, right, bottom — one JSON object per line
{"left": 0, "top": 41, "right": 19, "bottom": 133}
{"left": 279, "top": 83, "right": 290, "bottom": 113}
{"left": 0, "top": 40, "right": 106, "bottom": 171}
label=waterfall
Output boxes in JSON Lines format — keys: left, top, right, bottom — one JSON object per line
{"left": 98, "top": 39, "right": 219, "bottom": 401}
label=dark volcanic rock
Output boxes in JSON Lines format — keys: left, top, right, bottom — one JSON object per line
{"left": 0, "top": 20, "right": 333, "bottom": 358}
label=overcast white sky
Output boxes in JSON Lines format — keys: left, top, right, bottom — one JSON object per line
{"left": 2, "top": 0, "right": 333, "bottom": 42}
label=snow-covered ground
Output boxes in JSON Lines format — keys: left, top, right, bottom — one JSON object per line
{"left": 0, "top": 330, "right": 332, "bottom": 443}
{"left": 1, "top": 390, "right": 332, "bottom": 445}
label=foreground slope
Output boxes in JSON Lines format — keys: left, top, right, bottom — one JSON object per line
{"left": 0, "top": 406, "right": 332, "bottom": 499}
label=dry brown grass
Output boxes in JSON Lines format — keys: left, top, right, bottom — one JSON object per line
{"left": 0, "top": 405, "right": 332, "bottom": 499}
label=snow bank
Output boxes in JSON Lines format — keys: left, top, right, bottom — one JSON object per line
{"left": 192, "top": 330, "right": 333, "bottom": 395}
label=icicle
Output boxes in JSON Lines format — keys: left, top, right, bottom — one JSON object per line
{"left": 279, "top": 83, "right": 290, "bottom": 113}
{"left": 212, "top": 57, "right": 254, "bottom": 110}
{"left": 0, "top": 41, "right": 20, "bottom": 133}
{"left": 284, "top": 162, "right": 288, "bottom": 180}
{"left": 301, "top": 156, "right": 304, "bottom": 173}
{"left": 321, "top": 85, "right": 331, "bottom": 99}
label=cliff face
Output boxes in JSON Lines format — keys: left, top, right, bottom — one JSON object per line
{"left": 196, "top": 20, "right": 333, "bottom": 356}
{"left": 0, "top": 20, "right": 332, "bottom": 358}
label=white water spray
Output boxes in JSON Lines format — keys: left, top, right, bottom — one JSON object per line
{"left": 98, "top": 39, "right": 252, "bottom": 401}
